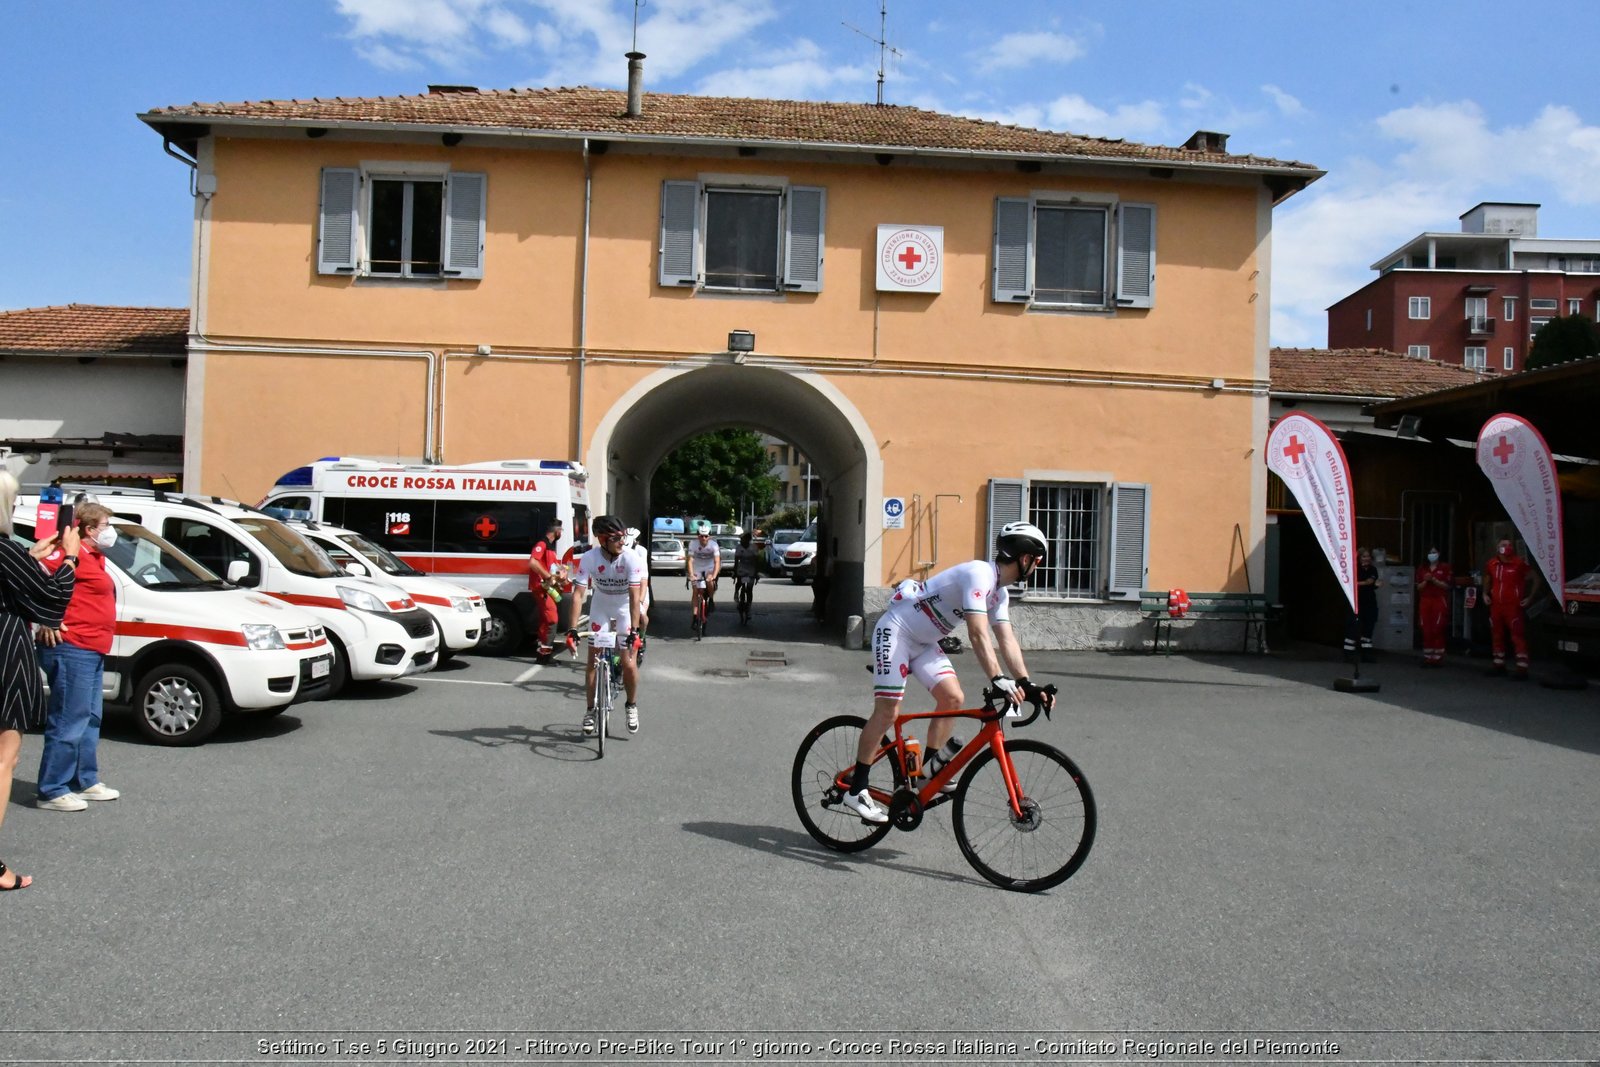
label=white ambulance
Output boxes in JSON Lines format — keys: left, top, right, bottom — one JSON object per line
{"left": 68, "top": 486, "right": 439, "bottom": 697}
{"left": 275, "top": 516, "right": 492, "bottom": 661}
{"left": 261, "top": 457, "right": 591, "bottom": 655}
{"left": 10, "top": 500, "right": 334, "bottom": 746}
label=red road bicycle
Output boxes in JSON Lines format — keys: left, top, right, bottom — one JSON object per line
{"left": 689, "top": 575, "right": 710, "bottom": 640}
{"left": 791, "top": 686, "right": 1096, "bottom": 892}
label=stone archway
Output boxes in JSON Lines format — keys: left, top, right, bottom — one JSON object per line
{"left": 585, "top": 363, "right": 882, "bottom": 627}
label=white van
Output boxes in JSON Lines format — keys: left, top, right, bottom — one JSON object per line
{"left": 260, "top": 457, "right": 590, "bottom": 656}
{"left": 10, "top": 501, "right": 334, "bottom": 746}
{"left": 68, "top": 486, "right": 439, "bottom": 697}
{"left": 279, "top": 516, "right": 492, "bottom": 660}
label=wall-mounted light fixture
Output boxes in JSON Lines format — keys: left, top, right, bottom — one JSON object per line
{"left": 728, "top": 330, "right": 755, "bottom": 361}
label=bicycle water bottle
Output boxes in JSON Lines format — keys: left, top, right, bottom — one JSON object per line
{"left": 903, "top": 737, "right": 922, "bottom": 778}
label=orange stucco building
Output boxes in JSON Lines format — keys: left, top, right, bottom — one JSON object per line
{"left": 141, "top": 75, "right": 1320, "bottom": 642}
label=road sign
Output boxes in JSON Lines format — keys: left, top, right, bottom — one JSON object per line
{"left": 883, "top": 496, "right": 906, "bottom": 529}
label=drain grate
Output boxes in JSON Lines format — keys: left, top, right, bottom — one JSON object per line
{"left": 747, "top": 648, "right": 788, "bottom": 667}
{"left": 702, "top": 668, "right": 751, "bottom": 679}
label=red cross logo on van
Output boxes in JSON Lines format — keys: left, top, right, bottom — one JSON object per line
{"left": 473, "top": 515, "right": 499, "bottom": 540}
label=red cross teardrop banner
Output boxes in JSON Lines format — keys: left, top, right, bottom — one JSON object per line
{"left": 1475, "top": 413, "right": 1564, "bottom": 603}
{"left": 1267, "top": 411, "right": 1358, "bottom": 613}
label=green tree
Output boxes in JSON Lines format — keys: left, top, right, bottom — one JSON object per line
{"left": 651, "top": 429, "right": 780, "bottom": 523}
{"left": 763, "top": 503, "right": 815, "bottom": 531}
{"left": 1527, "top": 314, "right": 1600, "bottom": 371}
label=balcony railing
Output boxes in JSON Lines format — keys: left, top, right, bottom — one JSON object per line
{"left": 1465, "top": 316, "right": 1496, "bottom": 336}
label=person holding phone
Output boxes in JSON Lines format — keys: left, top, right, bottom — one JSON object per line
{"left": 0, "top": 472, "right": 79, "bottom": 889}
{"left": 35, "top": 500, "right": 120, "bottom": 812}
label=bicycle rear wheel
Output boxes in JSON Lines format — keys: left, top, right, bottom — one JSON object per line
{"left": 791, "top": 714, "right": 903, "bottom": 852}
{"left": 951, "top": 739, "right": 1095, "bottom": 892}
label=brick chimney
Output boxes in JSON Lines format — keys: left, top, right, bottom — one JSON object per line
{"left": 1183, "top": 130, "right": 1229, "bottom": 153}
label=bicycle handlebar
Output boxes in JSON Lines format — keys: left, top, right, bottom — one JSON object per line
{"left": 981, "top": 682, "right": 1058, "bottom": 727}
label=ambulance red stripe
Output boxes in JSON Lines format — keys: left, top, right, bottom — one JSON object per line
{"left": 265, "top": 591, "right": 346, "bottom": 610}
{"left": 116, "top": 621, "right": 249, "bottom": 647}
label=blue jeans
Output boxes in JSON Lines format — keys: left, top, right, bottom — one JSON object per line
{"left": 37, "top": 642, "right": 106, "bottom": 800}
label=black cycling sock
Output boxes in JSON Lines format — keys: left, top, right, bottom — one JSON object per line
{"left": 850, "top": 761, "right": 871, "bottom": 794}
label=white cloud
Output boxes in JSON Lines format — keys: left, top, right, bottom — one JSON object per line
{"left": 972, "top": 32, "right": 1084, "bottom": 76}
{"left": 1262, "top": 84, "right": 1305, "bottom": 118}
{"left": 525, "top": 0, "right": 779, "bottom": 87}
{"left": 484, "top": 8, "right": 534, "bottom": 47}
{"left": 1270, "top": 100, "right": 1600, "bottom": 346}
{"left": 692, "top": 40, "right": 874, "bottom": 101}
{"left": 354, "top": 41, "right": 423, "bottom": 73}
{"left": 1043, "top": 94, "right": 1166, "bottom": 140}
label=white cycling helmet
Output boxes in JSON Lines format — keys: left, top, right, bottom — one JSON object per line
{"left": 694, "top": 520, "right": 712, "bottom": 535}
{"left": 995, "top": 521, "right": 1048, "bottom": 562}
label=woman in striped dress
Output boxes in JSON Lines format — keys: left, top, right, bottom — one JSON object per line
{"left": 0, "top": 472, "right": 79, "bottom": 891}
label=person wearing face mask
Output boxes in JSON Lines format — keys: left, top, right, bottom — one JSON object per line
{"left": 524, "top": 518, "right": 564, "bottom": 659}
{"left": 1483, "top": 538, "right": 1536, "bottom": 679}
{"left": 1415, "top": 546, "right": 1453, "bottom": 667}
{"left": 35, "top": 501, "right": 120, "bottom": 812}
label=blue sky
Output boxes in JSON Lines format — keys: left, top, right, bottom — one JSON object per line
{"left": 5, "top": 0, "right": 1599, "bottom": 347}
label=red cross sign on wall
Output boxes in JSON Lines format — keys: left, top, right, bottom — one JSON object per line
{"left": 897, "top": 245, "right": 922, "bottom": 271}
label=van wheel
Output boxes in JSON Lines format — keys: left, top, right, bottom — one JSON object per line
{"left": 479, "top": 602, "right": 523, "bottom": 657}
{"left": 318, "top": 636, "right": 350, "bottom": 700}
{"left": 133, "top": 664, "right": 224, "bottom": 747}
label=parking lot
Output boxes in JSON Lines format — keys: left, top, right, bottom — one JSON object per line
{"left": 4, "top": 578, "right": 1598, "bottom": 1062}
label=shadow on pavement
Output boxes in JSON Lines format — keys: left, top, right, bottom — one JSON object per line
{"left": 681, "top": 820, "right": 988, "bottom": 890}
{"left": 429, "top": 721, "right": 633, "bottom": 762}
{"left": 1177, "top": 646, "right": 1600, "bottom": 756}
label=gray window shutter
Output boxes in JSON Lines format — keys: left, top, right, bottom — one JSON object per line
{"left": 1116, "top": 202, "right": 1156, "bottom": 308}
{"left": 317, "top": 168, "right": 360, "bottom": 275}
{"left": 1107, "top": 482, "right": 1150, "bottom": 598}
{"left": 783, "top": 185, "right": 826, "bottom": 292}
{"left": 992, "top": 197, "right": 1032, "bottom": 303}
{"left": 987, "top": 478, "right": 1026, "bottom": 591}
{"left": 442, "top": 171, "right": 487, "bottom": 279}
{"left": 659, "top": 180, "right": 701, "bottom": 287}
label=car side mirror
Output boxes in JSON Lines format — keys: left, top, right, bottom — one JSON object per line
{"left": 225, "top": 560, "right": 256, "bottom": 586}
{"left": 344, "top": 560, "right": 369, "bottom": 577}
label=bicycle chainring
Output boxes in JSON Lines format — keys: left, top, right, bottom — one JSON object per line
{"left": 888, "top": 787, "right": 924, "bottom": 831}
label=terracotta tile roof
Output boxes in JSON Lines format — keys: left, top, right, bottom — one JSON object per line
{"left": 144, "top": 86, "right": 1320, "bottom": 175}
{"left": 0, "top": 305, "right": 188, "bottom": 356}
{"left": 1271, "top": 347, "right": 1490, "bottom": 400}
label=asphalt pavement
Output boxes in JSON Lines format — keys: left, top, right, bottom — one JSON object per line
{"left": 3, "top": 577, "right": 1597, "bottom": 1064}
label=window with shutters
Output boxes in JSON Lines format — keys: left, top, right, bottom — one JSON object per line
{"left": 985, "top": 476, "right": 1148, "bottom": 600}
{"left": 992, "top": 195, "right": 1155, "bottom": 310}
{"left": 658, "top": 179, "right": 825, "bottom": 294}
{"left": 318, "top": 165, "right": 486, "bottom": 280}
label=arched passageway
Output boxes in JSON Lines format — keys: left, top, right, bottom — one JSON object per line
{"left": 584, "top": 363, "right": 881, "bottom": 635}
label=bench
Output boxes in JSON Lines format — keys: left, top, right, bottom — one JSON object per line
{"left": 1139, "top": 590, "right": 1277, "bottom": 654}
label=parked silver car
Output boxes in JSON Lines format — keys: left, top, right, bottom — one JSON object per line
{"left": 765, "top": 528, "right": 804, "bottom": 573}
{"left": 649, "top": 537, "right": 686, "bottom": 574}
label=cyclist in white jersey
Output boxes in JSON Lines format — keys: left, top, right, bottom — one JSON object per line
{"left": 564, "top": 515, "right": 646, "bottom": 734}
{"left": 842, "top": 521, "right": 1055, "bottom": 824}
{"left": 685, "top": 520, "right": 721, "bottom": 628}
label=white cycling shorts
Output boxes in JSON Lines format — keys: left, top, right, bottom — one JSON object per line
{"left": 871, "top": 610, "right": 956, "bottom": 701}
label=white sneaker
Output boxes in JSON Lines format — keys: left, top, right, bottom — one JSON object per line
{"left": 37, "top": 793, "right": 87, "bottom": 812}
{"left": 581, "top": 711, "right": 597, "bottom": 736}
{"left": 841, "top": 788, "right": 887, "bottom": 824}
{"left": 78, "top": 783, "right": 120, "bottom": 802}
{"left": 625, "top": 704, "right": 639, "bottom": 733}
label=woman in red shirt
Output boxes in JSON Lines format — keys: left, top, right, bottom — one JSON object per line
{"left": 36, "top": 502, "right": 120, "bottom": 812}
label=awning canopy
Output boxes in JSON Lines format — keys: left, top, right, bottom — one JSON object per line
{"left": 1370, "top": 356, "right": 1600, "bottom": 461}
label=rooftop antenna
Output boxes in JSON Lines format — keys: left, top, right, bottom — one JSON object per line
{"left": 843, "top": 0, "right": 901, "bottom": 105}
{"left": 631, "top": 0, "right": 644, "bottom": 53}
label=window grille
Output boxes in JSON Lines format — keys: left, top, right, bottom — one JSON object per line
{"left": 1027, "top": 483, "right": 1100, "bottom": 598}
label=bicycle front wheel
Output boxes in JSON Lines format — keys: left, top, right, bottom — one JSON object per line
{"left": 791, "top": 714, "right": 902, "bottom": 852}
{"left": 595, "top": 661, "right": 609, "bottom": 759}
{"left": 952, "top": 739, "right": 1095, "bottom": 892}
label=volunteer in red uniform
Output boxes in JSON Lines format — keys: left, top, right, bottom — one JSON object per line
{"left": 526, "top": 518, "right": 563, "bottom": 657}
{"left": 1483, "top": 538, "right": 1535, "bottom": 679}
{"left": 36, "top": 502, "right": 120, "bottom": 811}
{"left": 1414, "top": 546, "right": 1453, "bottom": 667}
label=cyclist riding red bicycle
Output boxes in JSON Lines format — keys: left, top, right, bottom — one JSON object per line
{"left": 843, "top": 521, "right": 1055, "bottom": 823}
{"left": 564, "top": 514, "right": 646, "bottom": 735}
{"left": 686, "top": 520, "right": 721, "bottom": 629}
